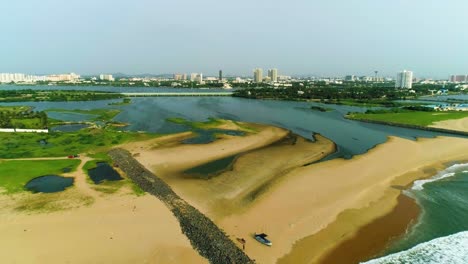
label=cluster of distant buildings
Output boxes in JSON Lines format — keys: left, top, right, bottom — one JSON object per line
{"left": 1, "top": 70, "right": 468, "bottom": 91}
{"left": 173, "top": 73, "right": 205, "bottom": 83}
{"left": 0, "top": 73, "right": 80, "bottom": 83}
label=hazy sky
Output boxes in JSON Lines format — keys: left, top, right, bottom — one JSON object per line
{"left": 1, "top": 0, "right": 467, "bottom": 78}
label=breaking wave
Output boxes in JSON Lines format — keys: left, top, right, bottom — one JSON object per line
{"left": 412, "top": 163, "right": 468, "bottom": 191}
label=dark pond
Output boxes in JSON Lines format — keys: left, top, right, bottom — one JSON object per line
{"left": 184, "top": 155, "right": 238, "bottom": 179}
{"left": 25, "top": 175, "right": 74, "bottom": 193}
{"left": 183, "top": 129, "right": 245, "bottom": 144}
{"left": 88, "top": 162, "right": 123, "bottom": 184}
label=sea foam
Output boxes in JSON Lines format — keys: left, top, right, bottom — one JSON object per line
{"left": 362, "top": 231, "right": 468, "bottom": 264}
{"left": 412, "top": 163, "right": 468, "bottom": 191}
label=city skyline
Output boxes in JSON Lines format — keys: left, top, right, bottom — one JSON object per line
{"left": 1, "top": 0, "right": 468, "bottom": 78}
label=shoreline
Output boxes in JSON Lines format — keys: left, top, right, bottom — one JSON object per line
{"left": 319, "top": 194, "right": 420, "bottom": 264}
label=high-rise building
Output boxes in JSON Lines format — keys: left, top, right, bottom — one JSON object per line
{"left": 100, "top": 74, "right": 114, "bottom": 81}
{"left": 449, "top": 75, "right": 467, "bottom": 83}
{"left": 190, "top": 73, "right": 198, "bottom": 82}
{"left": 189, "top": 73, "right": 203, "bottom": 83}
{"left": 219, "top": 70, "right": 223, "bottom": 81}
{"left": 395, "top": 70, "right": 413, "bottom": 89}
{"left": 253, "top": 68, "right": 263, "bottom": 83}
{"left": 268, "top": 68, "right": 278, "bottom": 82}
{"left": 173, "top": 73, "right": 186, "bottom": 81}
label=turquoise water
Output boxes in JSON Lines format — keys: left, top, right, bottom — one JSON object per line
{"left": 364, "top": 164, "right": 468, "bottom": 263}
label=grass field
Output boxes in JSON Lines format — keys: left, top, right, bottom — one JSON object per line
{"left": 166, "top": 117, "right": 225, "bottom": 129}
{"left": 0, "top": 159, "right": 80, "bottom": 193}
{"left": 46, "top": 108, "right": 121, "bottom": 122}
{"left": 0, "top": 106, "right": 32, "bottom": 113}
{"left": 0, "top": 128, "right": 159, "bottom": 158}
{"left": 348, "top": 111, "right": 468, "bottom": 126}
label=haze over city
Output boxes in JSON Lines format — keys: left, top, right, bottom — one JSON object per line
{"left": 1, "top": 0, "right": 468, "bottom": 78}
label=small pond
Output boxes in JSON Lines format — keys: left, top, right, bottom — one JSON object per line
{"left": 25, "top": 175, "right": 74, "bottom": 193}
{"left": 183, "top": 129, "right": 245, "bottom": 144}
{"left": 88, "top": 162, "right": 123, "bottom": 184}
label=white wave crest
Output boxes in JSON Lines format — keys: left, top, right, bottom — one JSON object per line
{"left": 362, "top": 231, "right": 468, "bottom": 264}
{"left": 412, "top": 163, "right": 468, "bottom": 191}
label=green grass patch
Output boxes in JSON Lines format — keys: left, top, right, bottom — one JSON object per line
{"left": 0, "top": 106, "right": 32, "bottom": 113}
{"left": 0, "top": 159, "right": 80, "bottom": 194}
{"left": 45, "top": 108, "right": 121, "bottom": 122}
{"left": 166, "top": 117, "right": 225, "bottom": 129}
{"left": 348, "top": 111, "right": 468, "bottom": 126}
{"left": 10, "top": 118, "right": 43, "bottom": 129}
{"left": 0, "top": 128, "right": 159, "bottom": 158}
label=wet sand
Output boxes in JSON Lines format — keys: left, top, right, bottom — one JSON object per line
{"left": 316, "top": 195, "right": 419, "bottom": 264}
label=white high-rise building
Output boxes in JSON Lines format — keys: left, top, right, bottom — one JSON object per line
{"left": 190, "top": 73, "right": 203, "bottom": 84}
{"left": 100, "top": 74, "right": 114, "bottom": 81}
{"left": 268, "top": 68, "right": 278, "bottom": 82}
{"left": 395, "top": 70, "right": 413, "bottom": 89}
{"left": 253, "top": 68, "right": 263, "bottom": 83}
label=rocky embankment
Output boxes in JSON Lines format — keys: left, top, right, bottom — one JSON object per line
{"left": 109, "top": 148, "right": 254, "bottom": 264}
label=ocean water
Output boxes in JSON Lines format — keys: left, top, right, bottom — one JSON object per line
{"left": 363, "top": 164, "right": 468, "bottom": 264}
{"left": 364, "top": 231, "right": 468, "bottom": 264}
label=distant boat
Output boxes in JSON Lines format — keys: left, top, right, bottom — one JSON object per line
{"left": 254, "top": 233, "right": 272, "bottom": 246}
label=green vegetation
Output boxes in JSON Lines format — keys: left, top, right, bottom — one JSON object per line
{"left": 108, "top": 98, "right": 131, "bottom": 106}
{"left": 0, "top": 107, "right": 48, "bottom": 129}
{"left": 167, "top": 117, "right": 225, "bottom": 129}
{"left": 0, "top": 159, "right": 80, "bottom": 193}
{"left": 0, "top": 89, "right": 123, "bottom": 102}
{"left": 0, "top": 128, "right": 159, "bottom": 158}
{"left": 348, "top": 111, "right": 468, "bottom": 127}
{"left": 233, "top": 82, "right": 462, "bottom": 106}
{"left": 46, "top": 108, "right": 121, "bottom": 123}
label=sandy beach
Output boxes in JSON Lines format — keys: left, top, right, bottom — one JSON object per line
{"left": 0, "top": 157, "right": 207, "bottom": 264}
{"left": 430, "top": 116, "right": 468, "bottom": 132}
{"left": 128, "top": 131, "right": 468, "bottom": 264}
